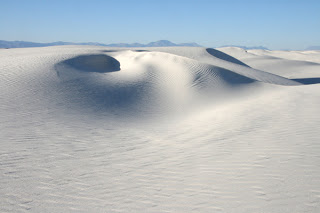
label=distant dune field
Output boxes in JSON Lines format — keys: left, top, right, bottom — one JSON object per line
{"left": 1, "top": 46, "right": 320, "bottom": 212}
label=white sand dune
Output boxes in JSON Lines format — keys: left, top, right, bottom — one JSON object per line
{"left": 1, "top": 46, "right": 320, "bottom": 212}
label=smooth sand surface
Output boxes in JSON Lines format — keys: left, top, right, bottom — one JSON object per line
{"left": 1, "top": 46, "right": 319, "bottom": 212}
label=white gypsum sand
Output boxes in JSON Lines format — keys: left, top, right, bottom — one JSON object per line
{"left": 0, "top": 46, "right": 320, "bottom": 212}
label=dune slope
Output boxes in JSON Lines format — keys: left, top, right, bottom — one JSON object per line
{"left": 0, "top": 46, "right": 319, "bottom": 213}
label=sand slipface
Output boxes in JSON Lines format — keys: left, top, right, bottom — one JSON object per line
{"left": 61, "top": 54, "right": 121, "bottom": 73}
{"left": 0, "top": 46, "right": 320, "bottom": 212}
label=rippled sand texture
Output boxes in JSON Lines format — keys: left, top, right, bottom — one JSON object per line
{"left": 1, "top": 46, "right": 320, "bottom": 212}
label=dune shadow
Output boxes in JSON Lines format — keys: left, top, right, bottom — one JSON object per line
{"left": 133, "top": 50, "right": 150, "bottom": 52}
{"left": 62, "top": 54, "right": 120, "bottom": 73}
{"left": 54, "top": 54, "right": 154, "bottom": 114}
{"left": 101, "top": 50, "right": 120, "bottom": 53}
{"left": 54, "top": 75, "right": 155, "bottom": 118}
{"left": 206, "top": 48, "right": 250, "bottom": 67}
{"left": 219, "top": 68, "right": 255, "bottom": 84}
{"left": 292, "top": 78, "right": 320, "bottom": 85}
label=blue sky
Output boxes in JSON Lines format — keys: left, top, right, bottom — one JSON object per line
{"left": 1, "top": 0, "right": 319, "bottom": 50}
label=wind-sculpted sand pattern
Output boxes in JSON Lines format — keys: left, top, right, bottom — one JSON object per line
{"left": 1, "top": 46, "right": 319, "bottom": 212}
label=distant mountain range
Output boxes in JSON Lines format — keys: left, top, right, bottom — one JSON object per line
{"left": 0, "top": 40, "right": 201, "bottom": 48}
{"left": 220, "top": 45, "right": 320, "bottom": 51}
{"left": 305, "top": 46, "right": 320, "bottom": 50}
{"left": 218, "top": 45, "right": 269, "bottom": 50}
{"left": 2, "top": 40, "right": 317, "bottom": 50}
